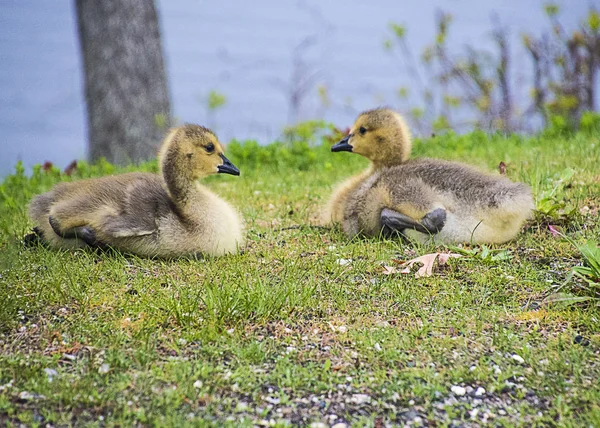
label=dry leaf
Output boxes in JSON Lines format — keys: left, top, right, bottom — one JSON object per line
{"left": 395, "top": 252, "right": 462, "bottom": 278}
{"left": 381, "top": 265, "right": 398, "bottom": 275}
{"left": 437, "top": 252, "right": 462, "bottom": 265}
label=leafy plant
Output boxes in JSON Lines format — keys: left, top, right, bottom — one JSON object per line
{"left": 535, "top": 168, "right": 576, "bottom": 219}
{"left": 545, "top": 240, "right": 600, "bottom": 306}
{"left": 449, "top": 244, "right": 512, "bottom": 263}
{"left": 572, "top": 240, "right": 600, "bottom": 287}
{"left": 386, "top": 5, "right": 600, "bottom": 134}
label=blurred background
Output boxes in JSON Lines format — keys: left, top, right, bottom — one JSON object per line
{"left": 0, "top": 0, "right": 596, "bottom": 177}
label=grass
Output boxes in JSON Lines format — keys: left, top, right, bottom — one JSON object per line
{"left": 0, "top": 129, "right": 599, "bottom": 426}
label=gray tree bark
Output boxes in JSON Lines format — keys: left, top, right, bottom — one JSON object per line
{"left": 75, "top": 0, "right": 171, "bottom": 165}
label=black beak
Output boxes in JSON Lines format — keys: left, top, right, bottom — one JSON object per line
{"left": 217, "top": 154, "right": 240, "bottom": 176}
{"left": 331, "top": 135, "right": 353, "bottom": 152}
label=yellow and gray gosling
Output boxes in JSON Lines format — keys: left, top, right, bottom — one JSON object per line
{"left": 28, "top": 124, "right": 245, "bottom": 257}
{"left": 324, "top": 108, "right": 534, "bottom": 244}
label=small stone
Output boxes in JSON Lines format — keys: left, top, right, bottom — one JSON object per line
{"left": 98, "top": 363, "right": 110, "bottom": 374}
{"left": 177, "top": 338, "right": 187, "bottom": 345}
{"left": 236, "top": 401, "right": 249, "bottom": 411}
{"left": 350, "top": 394, "right": 371, "bottom": 404}
{"left": 44, "top": 368, "right": 58, "bottom": 382}
{"left": 574, "top": 335, "right": 590, "bottom": 346}
{"left": 474, "top": 387, "right": 486, "bottom": 396}
{"left": 265, "top": 396, "right": 280, "bottom": 405}
{"left": 451, "top": 385, "right": 466, "bottom": 396}
{"left": 19, "top": 391, "right": 45, "bottom": 400}
{"left": 332, "top": 422, "right": 348, "bottom": 428}
{"left": 374, "top": 343, "right": 382, "bottom": 352}
{"left": 511, "top": 354, "right": 525, "bottom": 364}
{"left": 193, "top": 380, "right": 203, "bottom": 389}
{"left": 309, "top": 423, "right": 327, "bottom": 428}
{"left": 403, "top": 410, "right": 419, "bottom": 420}
{"left": 493, "top": 365, "right": 502, "bottom": 375}
{"left": 336, "top": 258, "right": 352, "bottom": 266}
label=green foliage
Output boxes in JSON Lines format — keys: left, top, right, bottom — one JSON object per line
{"left": 535, "top": 168, "right": 577, "bottom": 220}
{"left": 546, "top": 239, "right": 600, "bottom": 307}
{"left": 450, "top": 245, "right": 512, "bottom": 263}
{"left": 579, "top": 111, "right": 600, "bottom": 133}
{"left": 572, "top": 240, "right": 600, "bottom": 288}
{"left": 389, "top": 23, "right": 406, "bottom": 39}
{"left": 544, "top": 3, "right": 559, "bottom": 17}
{"left": 282, "top": 120, "right": 336, "bottom": 146}
{"left": 589, "top": 10, "right": 600, "bottom": 31}
{"left": 227, "top": 139, "right": 321, "bottom": 172}
{"left": 206, "top": 90, "right": 227, "bottom": 111}
{"left": 387, "top": 5, "right": 600, "bottom": 134}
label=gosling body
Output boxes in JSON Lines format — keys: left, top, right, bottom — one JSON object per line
{"left": 325, "top": 108, "right": 534, "bottom": 244}
{"left": 28, "top": 125, "right": 244, "bottom": 257}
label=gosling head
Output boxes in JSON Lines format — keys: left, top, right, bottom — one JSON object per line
{"left": 331, "top": 108, "right": 412, "bottom": 167}
{"left": 159, "top": 124, "right": 240, "bottom": 180}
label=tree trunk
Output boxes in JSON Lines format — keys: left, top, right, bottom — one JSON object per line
{"left": 75, "top": 0, "right": 171, "bottom": 165}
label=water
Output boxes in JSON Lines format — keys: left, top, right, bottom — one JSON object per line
{"left": 0, "top": 0, "right": 592, "bottom": 177}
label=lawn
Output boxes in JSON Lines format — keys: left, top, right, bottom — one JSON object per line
{"left": 0, "top": 129, "right": 599, "bottom": 427}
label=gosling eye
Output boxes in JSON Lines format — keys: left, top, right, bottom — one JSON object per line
{"left": 359, "top": 126, "right": 367, "bottom": 135}
{"left": 186, "top": 153, "right": 193, "bottom": 159}
{"left": 205, "top": 143, "right": 215, "bottom": 153}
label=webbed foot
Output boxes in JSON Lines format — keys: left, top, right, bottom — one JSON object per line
{"left": 380, "top": 207, "right": 446, "bottom": 238}
{"left": 48, "top": 216, "right": 107, "bottom": 248}
{"left": 23, "top": 227, "right": 45, "bottom": 248}
{"left": 420, "top": 208, "right": 446, "bottom": 233}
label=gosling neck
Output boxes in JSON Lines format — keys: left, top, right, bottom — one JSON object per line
{"left": 159, "top": 139, "right": 203, "bottom": 204}
{"left": 371, "top": 154, "right": 407, "bottom": 170}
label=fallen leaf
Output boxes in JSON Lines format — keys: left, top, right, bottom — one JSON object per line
{"left": 381, "top": 265, "right": 398, "bottom": 275}
{"left": 437, "top": 252, "right": 462, "bottom": 265}
{"left": 394, "top": 252, "right": 462, "bottom": 278}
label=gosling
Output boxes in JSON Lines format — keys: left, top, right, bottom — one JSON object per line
{"left": 324, "top": 108, "right": 534, "bottom": 244}
{"left": 28, "top": 124, "right": 245, "bottom": 257}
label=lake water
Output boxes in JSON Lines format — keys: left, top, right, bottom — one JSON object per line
{"left": 0, "top": 0, "right": 591, "bottom": 177}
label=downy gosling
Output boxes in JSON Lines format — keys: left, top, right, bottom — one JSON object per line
{"left": 28, "top": 124, "right": 245, "bottom": 257}
{"left": 324, "top": 108, "right": 534, "bottom": 244}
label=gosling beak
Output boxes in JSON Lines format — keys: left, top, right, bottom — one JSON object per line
{"left": 331, "top": 134, "right": 353, "bottom": 152}
{"left": 217, "top": 154, "right": 240, "bottom": 176}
